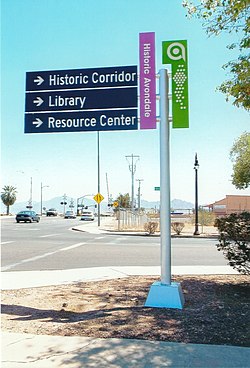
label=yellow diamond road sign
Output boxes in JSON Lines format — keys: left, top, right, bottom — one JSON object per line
{"left": 93, "top": 193, "right": 104, "bottom": 204}
{"left": 113, "top": 201, "right": 119, "bottom": 208}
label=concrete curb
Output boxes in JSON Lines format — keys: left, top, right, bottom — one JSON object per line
{"left": 71, "top": 224, "right": 219, "bottom": 239}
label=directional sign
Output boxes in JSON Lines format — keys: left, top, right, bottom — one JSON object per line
{"left": 93, "top": 193, "right": 104, "bottom": 204}
{"left": 26, "top": 66, "right": 138, "bottom": 91}
{"left": 25, "top": 109, "right": 137, "bottom": 133}
{"left": 25, "top": 88, "right": 137, "bottom": 112}
{"left": 154, "top": 187, "right": 160, "bottom": 191}
{"left": 25, "top": 65, "right": 138, "bottom": 134}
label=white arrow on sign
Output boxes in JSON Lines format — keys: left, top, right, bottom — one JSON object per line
{"left": 33, "top": 97, "right": 44, "bottom": 106}
{"left": 34, "top": 76, "right": 44, "bottom": 86}
{"left": 32, "top": 118, "right": 43, "bottom": 128}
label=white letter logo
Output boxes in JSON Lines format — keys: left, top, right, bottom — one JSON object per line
{"left": 167, "top": 42, "right": 186, "bottom": 62}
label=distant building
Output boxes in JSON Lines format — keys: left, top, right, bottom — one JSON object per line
{"left": 206, "top": 195, "right": 250, "bottom": 216}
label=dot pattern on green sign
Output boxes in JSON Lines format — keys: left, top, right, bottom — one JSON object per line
{"left": 173, "top": 65, "right": 187, "bottom": 110}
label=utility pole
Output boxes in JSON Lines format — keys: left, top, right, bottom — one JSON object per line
{"left": 125, "top": 154, "right": 140, "bottom": 211}
{"left": 27, "top": 177, "right": 33, "bottom": 209}
{"left": 136, "top": 179, "right": 143, "bottom": 212}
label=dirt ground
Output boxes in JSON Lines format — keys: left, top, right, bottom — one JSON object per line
{"left": 1, "top": 275, "right": 249, "bottom": 347}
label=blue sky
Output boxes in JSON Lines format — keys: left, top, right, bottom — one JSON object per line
{"left": 1, "top": 0, "right": 249, "bottom": 209}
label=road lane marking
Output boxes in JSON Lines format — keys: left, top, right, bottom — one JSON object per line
{"left": 40, "top": 233, "right": 60, "bottom": 238}
{"left": 1, "top": 242, "right": 86, "bottom": 271}
{"left": 60, "top": 242, "right": 86, "bottom": 251}
{"left": 13, "top": 228, "right": 40, "bottom": 231}
{"left": 1, "top": 241, "right": 15, "bottom": 245}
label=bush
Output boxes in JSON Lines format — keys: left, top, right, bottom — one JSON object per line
{"left": 171, "top": 222, "right": 185, "bottom": 235}
{"left": 144, "top": 221, "right": 158, "bottom": 235}
{"left": 215, "top": 212, "right": 250, "bottom": 274}
{"left": 194, "top": 209, "right": 215, "bottom": 226}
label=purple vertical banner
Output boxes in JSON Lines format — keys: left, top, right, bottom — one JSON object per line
{"left": 139, "top": 32, "right": 156, "bottom": 129}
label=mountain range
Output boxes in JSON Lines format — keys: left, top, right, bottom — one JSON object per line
{"left": 1, "top": 196, "right": 194, "bottom": 215}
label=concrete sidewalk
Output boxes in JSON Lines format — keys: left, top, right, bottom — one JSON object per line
{"left": 1, "top": 219, "right": 249, "bottom": 368}
{"left": 1, "top": 265, "right": 238, "bottom": 290}
{"left": 3, "top": 332, "right": 250, "bottom": 368}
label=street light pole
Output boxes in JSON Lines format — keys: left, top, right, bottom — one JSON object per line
{"left": 193, "top": 153, "right": 200, "bottom": 235}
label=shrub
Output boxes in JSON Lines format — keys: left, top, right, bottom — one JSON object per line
{"left": 171, "top": 222, "right": 185, "bottom": 235}
{"left": 144, "top": 221, "right": 158, "bottom": 235}
{"left": 215, "top": 212, "right": 250, "bottom": 274}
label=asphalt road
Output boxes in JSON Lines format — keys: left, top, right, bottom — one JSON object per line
{"left": 1, "top": 216, "right": 228, "bottom": 272}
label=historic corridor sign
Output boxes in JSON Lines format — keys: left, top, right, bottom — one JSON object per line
{"left": 25, "top": 66, "right": 138, "bottom": 133}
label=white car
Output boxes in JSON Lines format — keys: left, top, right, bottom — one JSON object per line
{"left": 64, "top": 210, "right": 76, "bottom": 219}
{"left": 81, "top": 211, "right": 94, "bottom": 221}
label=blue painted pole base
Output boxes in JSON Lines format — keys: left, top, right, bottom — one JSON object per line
{"left": 145, "top": 281, "right": 185, "bottom": 309}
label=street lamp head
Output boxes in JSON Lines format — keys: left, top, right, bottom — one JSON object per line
{"left": 194, "top": 153, "right": 199, "bottom": 170}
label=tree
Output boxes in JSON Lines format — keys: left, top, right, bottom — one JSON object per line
{"left": 116, "top": 193, "right": 131, "bottom": 208}
{"left": 1, "top": 185, "right": 17, "bottom": 215}
{"left": 183, "top": 0, "right": 250, "bottom": 110}
{"left": 230, "top": 132, "right": 250, "bottom": 189}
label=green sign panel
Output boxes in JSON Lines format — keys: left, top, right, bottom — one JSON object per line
{"left": 162, "top": 40, "right": 189, "bottom": 129}
{"left": 154, "top": 186, "right": 160, "bottom": 191}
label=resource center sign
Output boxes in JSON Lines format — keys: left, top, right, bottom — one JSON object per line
{"left": 25, "top": 65, "right": 138, "bottom": 133}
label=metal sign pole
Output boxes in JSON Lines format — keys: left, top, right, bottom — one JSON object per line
{"left": 145, "top": 68, "right": 184, "bottom": 309}
{"left": 97, "top": 131, "right": 101, "bottom": 227}
{"left": 159, "top": 69, "right": 171, "bottom": 285}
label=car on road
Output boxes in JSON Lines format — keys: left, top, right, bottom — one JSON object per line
{"left": 64, "top": 210, "right": 76, "bottom": 219}
{"left": 46, "top": 208, "right": 58, "bottom": 216}
{"left": 16, "top": 211, "right": 40, "bottom": 223}
{"left": 81, "top": 211, "right": 95, "bottom": 221}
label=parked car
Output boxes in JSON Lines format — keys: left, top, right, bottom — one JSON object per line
{"left": 64, "top": 210, "right": 76, "bottom": 219}
{"left": 16, "top": 210, "right": 40, "bottom": 223}
{"left": 81, "top": 211, "right": 94, "bottom": 221}
{"left": 46, "top": 208, "right": 58, "bottom": 216}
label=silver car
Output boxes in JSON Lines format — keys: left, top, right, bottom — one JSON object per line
{"left": 81, "top": 211, "right": 94, "bottom": 221}
{"left": 64, "top": 210, "right": 76, "bottom": 219}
